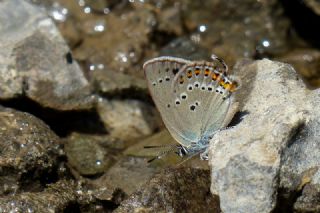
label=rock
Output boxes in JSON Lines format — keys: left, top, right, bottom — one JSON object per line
{"left": 64, "top": 132, "right": 122, "bottom": 176}
{"left": 91, "top": 68, "right": 147, "bottom": 96}
{"left": 209, "top": 59, "right": 319, "bottom": 212}
{"left": 160, "top": 37, "right": 210, "bottom": 61}
{"left": 304, "top": 0, "right": 320, "bottom": 16}
{"left": 294, "top": 179, "right": 320, "bottom": 212}
{"left": 90, "top": 156, "right": 158, "bottom": 195}
{"left": 181, "top": 0, "right": 291, "bottom": 64}
{"left": 0, "top": 106, "right": 61, "bottom": 195}
{"left": 0, "top": 0, "right": 94, "bottom": 110}
{"left": 279, "top": 90, "right": 320, "bottom": 212}
{"left": 0, "top": 180, "right": 92, "bottom": 213}
{"left": 115, "top": 167, "right": 220, "bottom": 213}
{"left": 72, "top": 7, "right": 156, "bottom": 77}
{"left": 278, "top": 48, "right": 320, "bottom": 88}
{"left": 97, "top": 99, "right": 161, "bottom": 141}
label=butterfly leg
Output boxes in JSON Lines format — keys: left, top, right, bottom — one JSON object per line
{"left": 200, "top": 149, "right": 209, "bottom": 160}
{"left": 175, "top": 145, "right": 189, "bottom": 157}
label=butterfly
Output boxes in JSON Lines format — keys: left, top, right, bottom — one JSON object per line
{"left": 143, "top": 55, "right": 239, "bottom": 161}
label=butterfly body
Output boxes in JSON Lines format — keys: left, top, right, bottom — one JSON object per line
{"left": 143, "top": 56, "right": 239, "bottom": 160}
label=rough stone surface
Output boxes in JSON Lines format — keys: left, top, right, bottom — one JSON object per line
{"left": 0, "top": 106, "right": 61, "bottom": 195}
{"left": 91, "top": 68, "right": 147, "bottom": 96}
{"left": 0, "top": 180, "right": 87, "bottom": 213}
{"left": 97, "top": 99, "right": 161, "bottom": 141}
{"left": 209, "top": 59, "right": 319, "bottom": 213}
{"left": 115, "top": 167, "right": 220, "bottom": 213}
{"left": 279, "top": 87, "right": 320, "bottom": 212}
{"left": 0, "top": 0, "right": 94, "bottom": 110}
{"left": 91, "top": 156, "right": 158, "bottom": 195}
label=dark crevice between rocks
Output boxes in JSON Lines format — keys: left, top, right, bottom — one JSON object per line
{"left": 273, "top": 122, "right": 307, "bottom": 212}
{"left": 149, "top": 30, "right": 178, "bottom": 49}
{"left": 97, "top": 87, "right": 154, "bottom": 105}
{"left": 280, "top": 0, "right": 320, "bottom": 48}
{"left": 286, "top": 122, "right": 307, "bottom": 148}
{"left": 0, "top": 97, "right": 107, "bottom": 137}
{"left": 273, "top": 187, "right": 304, "bottom": 213}
{"left": 227, "top": 110, "right": 249, "bottom": 128}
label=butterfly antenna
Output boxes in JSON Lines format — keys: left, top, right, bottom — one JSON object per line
{"left": 211, "top": 54, "right": 228, "bottom": 73}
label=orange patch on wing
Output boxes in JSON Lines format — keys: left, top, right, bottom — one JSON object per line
{"left": 204, "top": 68, "right": 210, "bottom": 76}
{"left": 195, "top": 68, "right": 201, "bottom": 76}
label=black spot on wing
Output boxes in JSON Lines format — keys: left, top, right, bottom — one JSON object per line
{"left": 172, "top": 68, "right": 179, "bottom": 75}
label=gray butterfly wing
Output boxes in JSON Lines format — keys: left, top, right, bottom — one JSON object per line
{"left": 143, "top": 56, "right": 194, "bottom": 146}
{"left": 171, "top": 61, "right": 239, "bottom": 143}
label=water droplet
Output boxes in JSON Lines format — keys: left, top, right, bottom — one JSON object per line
{"left": 96, "top": 160, "right": 102, "bottom": 166}
{"left": 49, "top": 3, "right": 68, "bottom": 22}
{"left": 94, "top": 21, "right": 105, "bottom": 32}
{"left": 199, "top": 25, "right": 207, "bottom": 32}
{"left": 78, "top": 0, "right": 85, "bottom": 7}
{"left": 84, "top": 7, "right": 91, "bottom": 14}
{"left": 262, "top": 40, "right": 270, "bottom": 47}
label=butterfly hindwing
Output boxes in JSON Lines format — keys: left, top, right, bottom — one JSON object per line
{"left": 143, "top": 56, "right": 196, "bottom": 146}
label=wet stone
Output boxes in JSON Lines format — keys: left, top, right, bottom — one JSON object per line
{"left": 279, "top": 48, "right": 320, "bottom": 88}
{"left": 0, "top": 106, "right": 61, "bottom": 195}
{"left": 160, "top": 37, "right": 210, "bottom": 61}
{"left": 0, "top": 0, "right": 94, "bottom": 110}
{"left": 181, "top": 0, "right": 291, "bottom": 65}
{"left": 115, "top": 167, "right": 220, "bottom": 213}
{"left": 90, "top": 156, "right": 158, "bottom": 196}
{"left": 64, "top": 132, "right": 121, "bottom": 176}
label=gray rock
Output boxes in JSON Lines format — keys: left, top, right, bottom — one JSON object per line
{"left": 0, "top": 0, "right": 94, "bottom": 110}
{"left": 279, "top": 88, "right": 320, "bottom": 212}
{"left": 97, "top": 98, "right": 161, "bottom": 141}
{"left": 0, "top": 106, "right": 61, "bottom": 195}
{"left": 209, "top": 59, "right": 319, "bottom": 212}
{"left": 115, "top": 167, "right": 220, "bottom": 213}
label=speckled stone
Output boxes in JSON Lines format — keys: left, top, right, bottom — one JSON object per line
{"left": 0, "top": 106, "right": 61, "bottom": 195}
{"left": 115, "top": 167, "right": 220, "bottom": 213}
